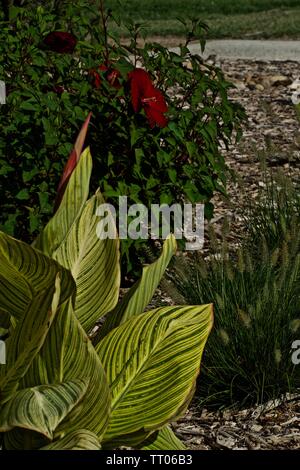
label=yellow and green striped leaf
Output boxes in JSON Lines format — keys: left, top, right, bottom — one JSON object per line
{"left": 137, "top": 425, "right": 186, "bottom": 450}
{"left": 33, "top": 147, "right": 92, "bottom": 257}
{"left": 17, "top": 301, "right": 111, "bottom": 446}
{"left": 41, "top": 429, "right": 101, "bottom": 450}
{"left": 0, "top": 231, "right": 75, "bottom": 320}
{"left": 3, "top": 427, "right": 48, "bottom": 450}
{"left": 52, "top": 190, "right": 120, "bottom": 332}
{"left": 96, "top": 304, "right": 213, "bottom": 446}
{"left": 0, "top": 379, "right": 89, "bottom": 439}
{"left": 0, "top": 275, "right": 64, "bottom": 403}
{"left": 97, "top": 235, "right": 176, "bottom": 341}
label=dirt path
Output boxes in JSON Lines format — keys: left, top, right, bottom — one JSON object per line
{"left": 185, "top": 39, "right": 300, "bottom": 61}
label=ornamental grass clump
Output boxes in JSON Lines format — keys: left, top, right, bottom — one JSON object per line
{"left": 167, "top": 173, "right": 300, "bottom": 408}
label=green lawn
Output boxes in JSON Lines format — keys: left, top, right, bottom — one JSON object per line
{"left": 106, "top": 0, "right": 300, "bottom": 39}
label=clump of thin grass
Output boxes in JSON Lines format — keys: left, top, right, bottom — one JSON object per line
{"left": 166, "top": 171, "right": 300, "bottom": 408}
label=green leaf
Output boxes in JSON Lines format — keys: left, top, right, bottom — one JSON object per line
{"left": 0, "top": 379, "right": 89, "bottom": 439}
{"left": 33, "top": 147, "right": 92, "bottom": 256}
{"left": 0, "top": 274, "right": 64, "bottom": 403}
{"left": 130, "top": 127, "right": 144, "bottom": 147}
{"left": 17, "top": 301, "right": 111, "bottom": 446}
{"left": 0, "top": 231, "right": 75, "bottom": 321}
{"left": 19, "top": 100, "right": 38, "bottom": 112}
{"left": 96, "top": 304, "right": 213, "bottom": 447}
{"left": 97, "top": 235, "right": 176, "bottom": 341}
{"left": 52, "top": 190, "right": 120, "bottom": 332}
{"left": 167, "top": 169, "right": 177, "bottom": 184}
{"left": 41, "top": 429, "right": 101, "bottom": 450}
{"left": 186, "top": 141, "right": 197, "bottom": 158}
{"left": 137, "top": 425, "right": 186, "bottom": 450}
{"left": 16, "top": 189, "right": 29, "bottom": 201}
{"left": 22, "top": 168, "right": 39, "bottom": 183}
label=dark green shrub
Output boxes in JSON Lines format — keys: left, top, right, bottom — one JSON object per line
{"left": 0, "top": 1, "right": 245, "bottom": 276}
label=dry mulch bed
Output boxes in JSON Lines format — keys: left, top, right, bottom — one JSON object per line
{"left": 173, "top": 395, "right": 300, "bottom": 450}
{"left": 209, "top": 58, "right": 300, "bottom": 246}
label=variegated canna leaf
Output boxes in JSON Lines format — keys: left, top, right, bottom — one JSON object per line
{"left": 41, "top": 429, "right": 101, "bottom": 450}
{"left": 0, "top": 231, "right": 75, "bottom": 320}
{"left": 0, "top": 379, "right": 89, "bottom": 439}
{"left": 52, "top": 190, "right": 120, "bottom": 332}
{"left": 0, "top": 275, "right": 63, "bottom": 403}
{"left": 137, "top": 425, "right": 186, "bottom": 450}
{"left": 33, "top": 147, "right": 92, "bottom": 257}
{"left": 97, "top": 235, "right": 177, "bottom": 341}
{"left": 34, "top": 147, "right": 120, "bottom": 333}
{"left": 0, "top": 233, "right": 75, "bottom": 403}
{"left": 96, "top": 304, "right": 213, "bottom": 447}
{"left": 10, "top": 301, "right": 111, "bottom": 449}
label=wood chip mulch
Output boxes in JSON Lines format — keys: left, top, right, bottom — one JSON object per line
{"left": 208, "top": 58, "right": 300, "bottom": 247}
{"left": 173, "top": 395, "right": 300, "bottom": 450}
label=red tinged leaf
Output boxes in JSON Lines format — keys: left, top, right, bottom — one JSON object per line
{"left": 128, "top": 68, "right": 168, "bottom": 128}
{"left": 54, "top": 112, "right": 92, "bottom": 212}
{"left": 43, "top": 32, "right": 77, "bottom": 54}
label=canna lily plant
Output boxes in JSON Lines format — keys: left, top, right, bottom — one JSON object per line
{"left": 0, "top": 115, "right": 213, "bottom": 450}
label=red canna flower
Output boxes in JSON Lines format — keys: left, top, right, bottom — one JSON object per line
{"left": 89, "top": 64, "right": 121, "bottom": 89}
{"left": 43, "top": 31, "right": 77, "bottom": 54}
{"left": 128, "top": 68, "right": 168, "bottom": 128}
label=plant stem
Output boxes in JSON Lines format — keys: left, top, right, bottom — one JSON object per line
{"left": 99, "top": 0, "right": 109, "bottom": 65}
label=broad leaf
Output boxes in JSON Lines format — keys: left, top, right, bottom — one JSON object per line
{"left": 41, "top": 429, "right": 101, "bottom": 450}
{"left": 34, "top": 147, "right": 92, "bottom": 257}
{"left": 6, "top": 301, "right": 112, "bottom": 449}
{"left": 97, "top": 235, "right": 176, "bottom": 341}
{"left": 53, "top": 190, "right": 120, "bottom": 332}
{"left": 96, "top": 304, "right": 213, "bottom": 446}
{"left": 0, "top": 379, "right": 89, "bottom": 439}
{"left": 0, "top": 231, "right": 75, "bottom": 320}
{"left": 0, "top": 280, "right": 62, "bottom": 403}
{"left": 137, "top": 425, "right": 186, "bottom": 450}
